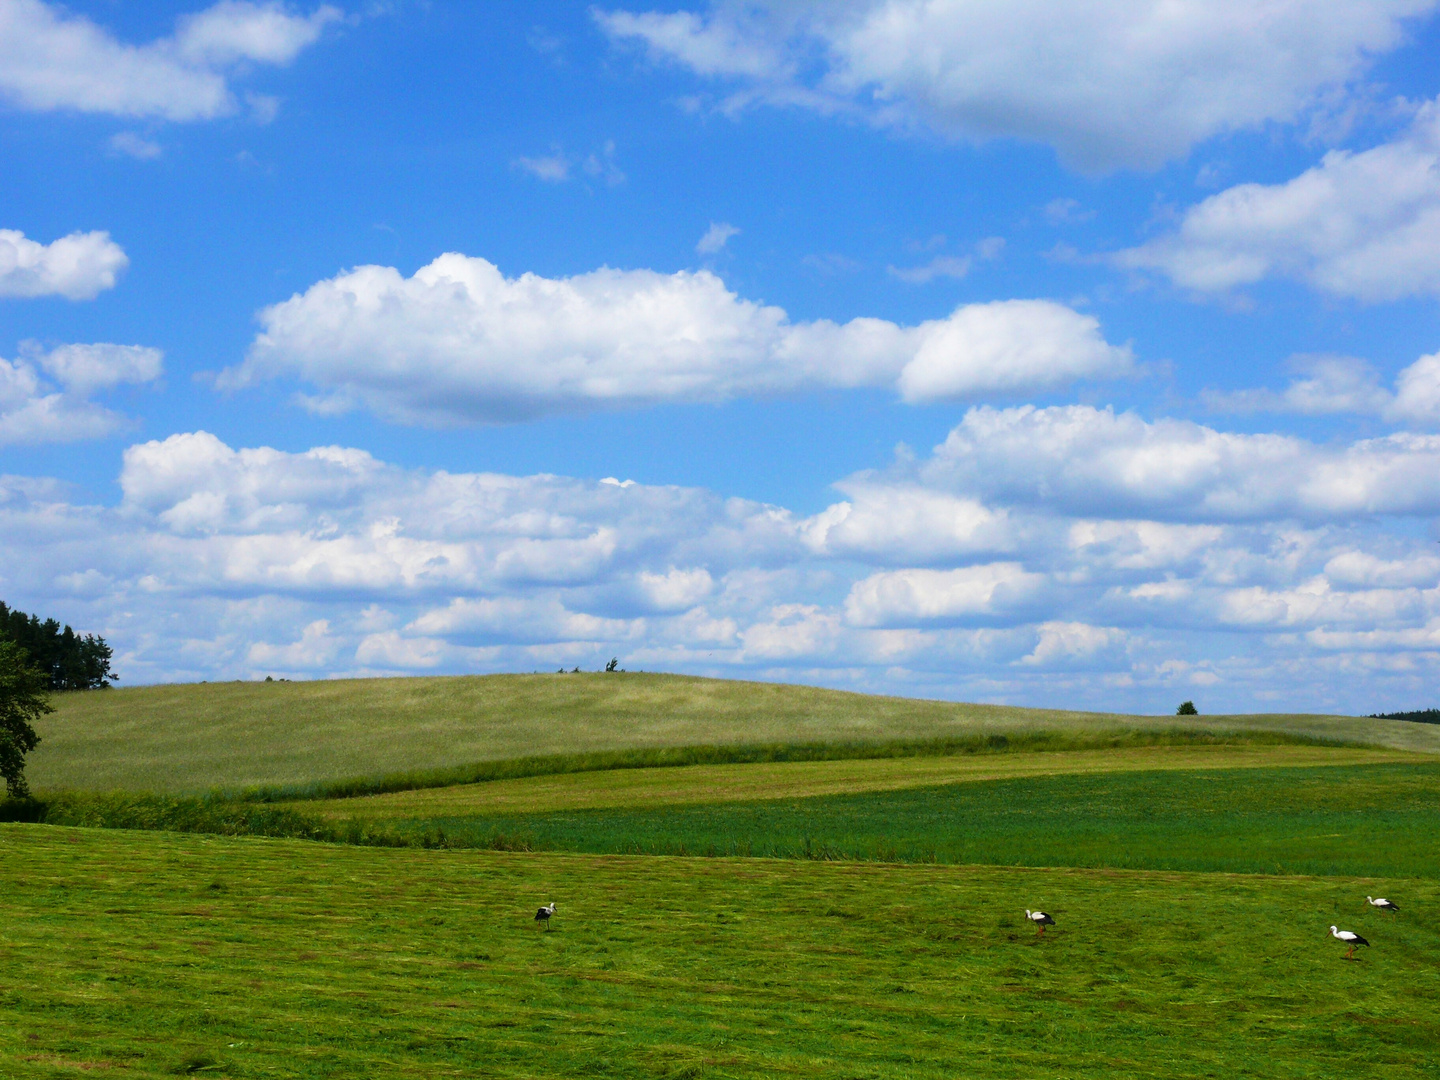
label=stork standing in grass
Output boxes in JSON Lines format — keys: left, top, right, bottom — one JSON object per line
{"left": 1367, "top": 896, "right": 1398, "bottom": 915}
{"left": 1026, "top": 909, "right": 1055, "bottom": 937}
{"left": 535, "top": 902, "right": 556, "bottom": 930}
{"left": 1331, "top": 925, "right": 1369, "bottom": 959}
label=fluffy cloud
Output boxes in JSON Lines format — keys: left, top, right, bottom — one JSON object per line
{"left": 0, "top": 0, "right": 340, "bottom": 122}
{"left": 409, "top": 596, "right": 642, "bottom": 645}
{"left": 1390, "top": 352, "right": 1440, "bottom": 424}
{"left": 1204, "top": 350, "right": 1440, "bottom": 426}
{"left": 922, "top": 404, "right": 1440, "bottom": 521}
{"left": 0, "top": 341, "right": 162, "bottom": 445}
{"left": 0, "top": 358, "right": 116, "bottom": 444}
{"left": 801, "top": 482, "right": 1015, "bottom": 563}
{"left": 1203, "top": 356, "right": 1392, "bottom": 417}
{"left": 1116, "top": 101, "right": 1440, "bottom": 299}
{"left": 114, "top": 430, "right": 799, "bottom": 589}
{"left": 38, "top": 342, "right": 163, "bottom": 393}
{"left": 1019, "top": 622, "right": 1127, "bottom": 668}
{"left": 845, "top": 563, "right": 1047, "bottom": 627}
{"left": 8, "top": 419, "right": 1440, "bottom": 711}
{"left": 0, "top": 228, "right": 128, "bottom": 300}
{"left": 227, "top": 253, "right": 1130, "bottom": 422}
{"left": 597, "top": 1, "right": 1435, "bottom": 170}
{"left": 893, "top": 301, "right": 1129, "bottom": 402}
{"left": 246, "top": 619, "right": 340, "bottom": 670}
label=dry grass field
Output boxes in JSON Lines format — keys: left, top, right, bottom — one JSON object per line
{"left": 28, "top": 671, "right": 1440, "bottom": 793}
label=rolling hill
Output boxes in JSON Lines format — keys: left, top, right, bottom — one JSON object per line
{"left": 27, "top": 671, "right": 1440, "bottom": 793}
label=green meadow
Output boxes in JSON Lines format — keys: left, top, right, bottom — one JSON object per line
{"left": 3, "top": 825, "right": 1437, "bottom": 1080}
{"left": 341, "top": 760, "right": 1440, "bottom": 879}
{"left": 307, "top": 743, "right": 1412, "bottom": 817}
{"left": 6, "top": 673, "right": 1440, "bottom": 1078}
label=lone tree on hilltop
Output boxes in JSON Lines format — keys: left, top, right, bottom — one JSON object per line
{"left": 1176, "top": 700, "right": 1198, "bottom": 716}
{"left": 0, "top": 640, "right": 50, "bottom": 798}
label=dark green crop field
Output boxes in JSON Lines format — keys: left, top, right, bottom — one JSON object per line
{"left": 361, "top": 761, "right": 1440, "bottom": 878}
{"left": 3, "top": 824, "right": 1437, "bottom": 1080}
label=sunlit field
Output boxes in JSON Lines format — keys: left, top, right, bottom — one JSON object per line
{"left": 301, "top": 743, "right": 1414, "bottom": 818}
{"left": 7, "top": 675, "right": 1440, "bottom": 1078}
{"left": 3, "top": 825, "right": 1437, "bottom": 1080}
{"left": 28, "top": 672, "right": 1440, "bottom": 793}
{"left": 350, "top": 761, "right": 1440, "bottom": 878}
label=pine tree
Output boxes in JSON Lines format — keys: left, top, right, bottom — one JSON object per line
{"left": 0, "top": 602, "right": 115, "bottom": 690}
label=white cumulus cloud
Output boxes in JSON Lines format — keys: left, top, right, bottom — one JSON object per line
{"left": 38, "top": 342, "right": 163, "bottom": 393}
{"left": 8, "top": 422, "right": 1440, "bottom": 709}
{"left": 894, "top": 300, "right": 1131, "bottom": 403}
{"left": 1116, "top": 101, "right": 1440, "bottom": 300}
{"left": 1390, "top": 352, "right": 1440, "bottom": 424}
{"left": 0, "top": 0, "right": 340, "bottom": 122}
{"left": 845, "top": 563, "right": 1046, "bottom": 627}
{"left": 802, "top": 483, "right": 1015, "bottom": 563}
{"left": 0, "top": 341, "right": 162, "bottom": 445}
{"left": 1203, "top": 349, "right": 1440, "bottom": 427}
{"left": 597, "top": 0, "right": 1436, "bottom": 171}
{"left": 226, "top": 253, "right": 1130, "bottom": 423}
{"left": 922, "top": 404, "right": 1440, "bottom": 521}
{"left": 0, "top": 228, "right": 128, "bottom": 300}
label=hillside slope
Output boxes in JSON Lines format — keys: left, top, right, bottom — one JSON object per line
{"left": 27, "top": 671, "right": 1440, "bottom": 793}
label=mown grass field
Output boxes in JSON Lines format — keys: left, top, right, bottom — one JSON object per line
{"left": 3, "top": 824, "right": 1437, "bottom": 1080}
{"left": 11, "top": 674, "right": 1440, "bottom": 1078}
{"left": 28, "top": 672, "right": 1440, "bottom": 793}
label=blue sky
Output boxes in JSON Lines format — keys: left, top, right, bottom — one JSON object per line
{"left": 4, "top": 0, "right": 1440, "bottom": 714}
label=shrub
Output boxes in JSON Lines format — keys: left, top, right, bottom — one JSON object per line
{"left": 1176, "top": 701, "right": 1198, "bottom": 716}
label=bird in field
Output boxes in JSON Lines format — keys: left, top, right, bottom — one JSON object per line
{"left": 1367, "top": 896, "right": 1398, "bottom": 915}
{"left": 1025, "top": 909, "right": 1055, "bottom": 937}
{"left": 535, "top": 902, "right": 556, "bottom": 930}
{"left": 1331, "top": 925, "right": 1369, "bottom": 959}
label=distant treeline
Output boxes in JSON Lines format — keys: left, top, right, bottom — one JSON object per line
{"left": 1369, "top": 709, "right": 1440, "bottom": 725}
{"left": 0, "top": 602, "right": 116, "bottom": 690}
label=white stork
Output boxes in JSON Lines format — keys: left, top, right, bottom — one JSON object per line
{"left": 535, "top": 902, "right": 556, "bottom": 930}
{"left": 1367, "top": 896, "right": 1398, "bottom": 915}
{"left": 1331, "top": 925, "right": 1369, "bottom": 960}
{"left": 1025, "top": 909, "right": 1055, "bottom": 937}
